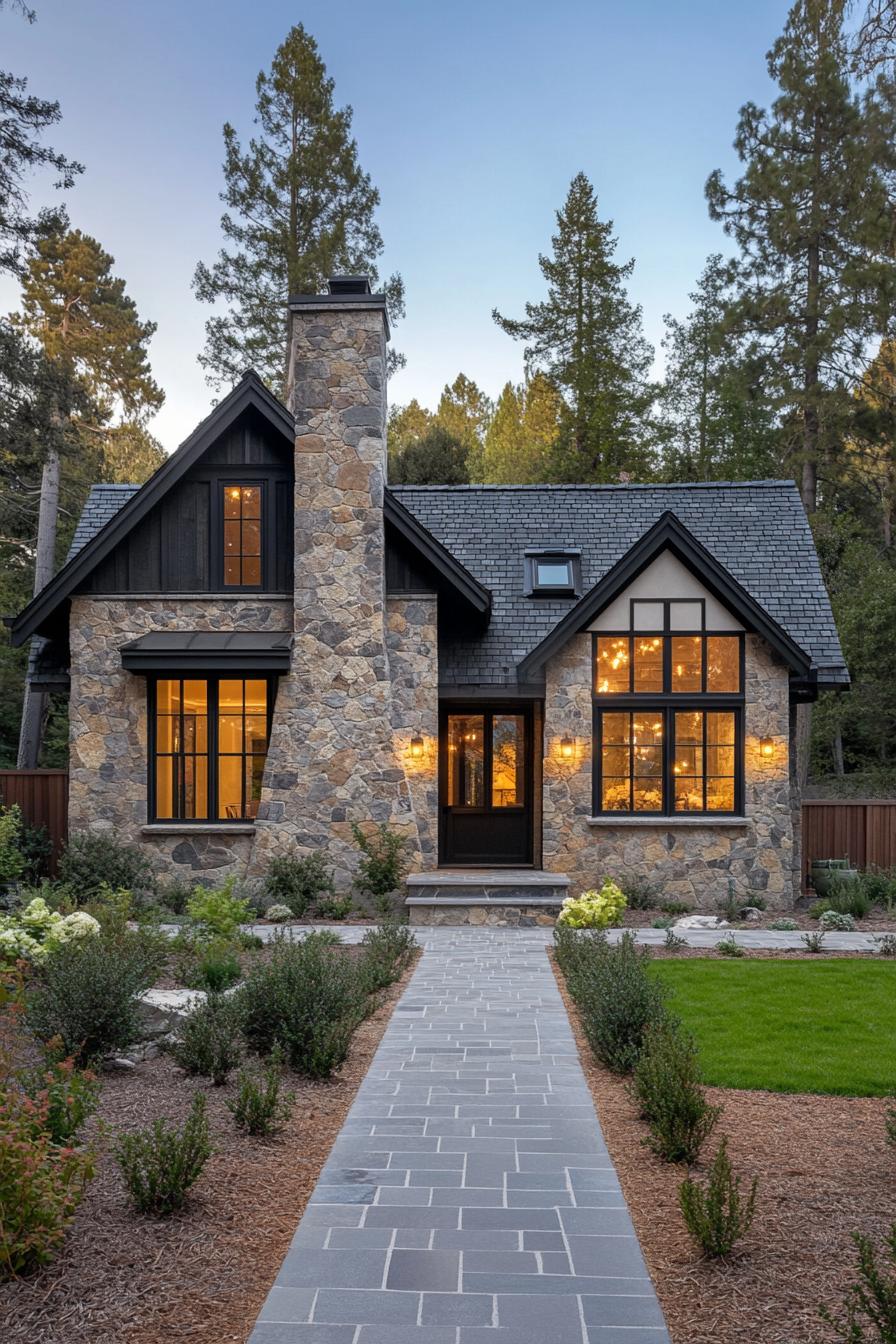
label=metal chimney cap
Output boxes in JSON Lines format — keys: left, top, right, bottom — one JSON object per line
{"left": 327, "top": 275, "right": 372, "bottom": 295}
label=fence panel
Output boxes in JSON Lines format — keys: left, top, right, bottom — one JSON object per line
{"left": 802, "top": 799, "right": 896, "bottom": 880}
{"left": 0, "top": 769, "right": 69, "bottom": 873}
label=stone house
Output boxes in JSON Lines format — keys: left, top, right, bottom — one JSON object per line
{"left": 12, "top": 278, "right": 848, "bottom": 922}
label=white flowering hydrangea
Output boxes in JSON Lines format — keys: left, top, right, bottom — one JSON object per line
{"left": 0, "top": 897, "right": 100, "bottom": 964}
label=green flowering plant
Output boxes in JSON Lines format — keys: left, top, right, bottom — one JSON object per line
{"left": 0, "top": 898, "right": 100, "bottom": 965}
{"left": 556, "top": 880, "right": 627, "bottom": 929}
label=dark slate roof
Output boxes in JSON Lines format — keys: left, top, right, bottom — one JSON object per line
{"left": 67, "top": 485, "right": 140, "bottom": 561}
{"left": 67, "top": 478, "right": 847, "bottom": 690}
{"left": 390, "top": 481, "right": 848, "bottom": 688}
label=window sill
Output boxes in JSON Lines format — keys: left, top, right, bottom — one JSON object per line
{"left": 141, "top": 823, "right": 256, "bottom": 836}
{"left": 587, "top": 815, "right": 749, "bottom": 828}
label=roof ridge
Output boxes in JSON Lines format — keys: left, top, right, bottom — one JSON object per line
{"left": 388, "top": 480, "right": 796, "bottom": 492}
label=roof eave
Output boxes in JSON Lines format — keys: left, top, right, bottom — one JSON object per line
{"left": 384, "top": 489, "right": 491, "bottom": 617}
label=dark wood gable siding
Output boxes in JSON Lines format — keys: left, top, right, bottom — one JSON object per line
{"left": 80, "top": 409, "right": 293, "bottom": 595}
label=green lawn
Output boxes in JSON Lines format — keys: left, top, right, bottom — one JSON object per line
{"left": 649, "top": 959, "right": 896, "bottom": 1096}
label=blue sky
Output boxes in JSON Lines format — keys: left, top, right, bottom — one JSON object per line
{"left": 2, "top": 0, "right": 794, "bottom": 453}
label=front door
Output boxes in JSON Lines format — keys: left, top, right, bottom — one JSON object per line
{"left": 439, "top": 704, "right": 534, "bottom": 866}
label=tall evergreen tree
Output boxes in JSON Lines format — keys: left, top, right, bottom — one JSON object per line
{"left": 0, "top": 2, "right": 82, "bottom": 276}
{"left": 493, "top": 173, "right": 655, "bottom": 483}
{"left": 481, "top": 374, "right": 563, "bottom": 483}
{"left": 706, "top": 0, "right": 896, "bottom": 512}
{"left": 659, "top": 254, "right": 779, "bottom": 481}
{"left": 389, "top": 424, "right": 469, "bottom": 485}
{"left": 435, "top": 374, "right": 492, "bottom": 478}
{"left": 194, "top": 24, "right": 404, "bottom": 396}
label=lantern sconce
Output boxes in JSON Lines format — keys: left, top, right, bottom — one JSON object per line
{"left": 759, "top": 737, "right": 775, "bottom": 760}
{"left": 560, "top": 735, "right": 575, "bottom": 760}
{"left": 409, "top": 735, "right": 424, "bottom": 759}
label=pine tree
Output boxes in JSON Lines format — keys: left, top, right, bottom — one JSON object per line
{"left": 435, "top": 374, "right": 492, "bottom": 478}
{"left": 194, "top": 24, "right": 404, "bottom": 396}
{"left": 659, "top": 255, "right": 780, "bottom": 481}
{"left": 706, "top": 0, "right": 896, "bottom": 512}
{"left": 493, "top": 173, "right": 655, "bottom": 483}
{"left": 0, "top": 3, "right": 82, "bottom": 276}
{"left": 481, "top": 374, "right": 563, "bottom": 483}
{"left": 390, "top": 425, "right": 469, "bottom": 485}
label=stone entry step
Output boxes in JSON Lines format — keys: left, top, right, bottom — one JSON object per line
{"left": 406, "top": 870, "right": 570, "bottom": 927}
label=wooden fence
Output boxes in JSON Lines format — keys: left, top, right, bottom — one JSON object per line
{"left": 802, "top": 799, "right": 896, "bottom": 878}
{"left": 0, "top": 769, "right": 69, "bottom": 873}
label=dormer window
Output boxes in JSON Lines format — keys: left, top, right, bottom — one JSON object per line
{"left": 525, "top": 549, "right": 580, "bottom": 597}
{"left": 223, "top": 484, "right": 262, "bottom": 587}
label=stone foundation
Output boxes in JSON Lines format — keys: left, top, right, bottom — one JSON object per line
{"left": 409, "top": 903, "right": 561, "bottom": 928}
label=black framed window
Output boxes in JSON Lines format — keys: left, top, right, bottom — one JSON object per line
{"left": 150, "top": 676, "right": 272, "bottom": 821}
{"left": 524, "top": 550, "right": 581, "bottom": 596}
{"left": 592, "top": 600, "right": 743, "bottom": 816}
{"left": 223, "top": 484, "right": 263, "bottom": 587}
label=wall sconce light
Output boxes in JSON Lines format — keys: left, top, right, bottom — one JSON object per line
{"left": 759, "top": 737, "right": 774, "bottom": 759}
{"left": 560, "top": 735, "right": 575, "bottom": 760}
{"left": 409, "top": 735, "right": 424, "bottom": 759}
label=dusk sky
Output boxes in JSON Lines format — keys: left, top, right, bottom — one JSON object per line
{"left": 2, "top": 0, "right": 800, "bottom": 454}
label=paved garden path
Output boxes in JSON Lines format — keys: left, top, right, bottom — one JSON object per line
{"left": 248, "top": 928, "right": 670, "bottom": 1344}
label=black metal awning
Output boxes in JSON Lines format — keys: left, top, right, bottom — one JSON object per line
{"left": 120, "top": 631, "right": 293, "bottom": 673}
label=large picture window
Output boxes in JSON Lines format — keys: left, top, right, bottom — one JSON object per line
{"left": 592, "top": 601, "right": 743, "bottom": 816}
{"left": 151, "top": 677, "right": 271, "bottom": 821}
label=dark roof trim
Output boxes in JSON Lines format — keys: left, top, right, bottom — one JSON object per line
{"left": 11, "top": 372, "right": 294, "bottom": 647}
{"left": 384, "top": 489, "right": 491, "bottom": 617}
{"left": 120, "top": 630, "right": 293, "bottom": 673}
{"left": 517, "top": 510, "right": 812, "bottom": 681}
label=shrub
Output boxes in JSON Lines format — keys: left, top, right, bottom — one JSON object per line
{"left": 115, "top": 1092, "right": 211, "bottom": 1216}
{"left": 186, "top": 877, "right": 252, "bottom": 942}
{"left": 265, "top": 903, "right": 293, "bottom": 923}
{"left": 715, "top": 936, "right": 746, "bottom": 958}
{"left": 227, "top": 1045, "right": 293, "bottom": 1137}
{"left": 661, "top": 900, "right": 692, "bottom": 917}
{"left": 664, "top": 928, "right": 687, "bottom": 952}
{"left": 557, "top": 929, "right": 669, "bottom": 1074}
{"left": 0, "top": 896, "right": 101, "bottom": 965}
{"left": 169, "top": 992, "right": 244, "bottom": 1086}
{"left": 238, "top": 931, "right": 363, "bottom": 1077}
{"left": 18, "top": 819, "right": 51, "bottom": 884}
{"left": 26, "top": 927, "right": 164, "bottom": 1065}
{"left": 265, "top": 852, "right": 334, "bottom": 918}
{"left": 860, "top": 868, "right": 896, "bottom": 912}
{"left": 0, "top": 1086, "right": 95, "bottom": 1277}
{"left": 0, "top": 804, "right": 25, "bottom": 886}
{"left": 351, "top": 822, "right": 409, "bottom": 916}
{"left": 822, "top": 876, "right": 872, "bottom": 920}
{"left": 878, "top": 935, "right": 896, "bottom": 958}
{"left": 19, "top": 1048, "right": 100, "bottom": 1146}
{"left": 192, "top": 941, "right": 241, "bottom": 993}
{"left": 315, "top": 895, "right": 353, "bottom": 920}
{"left": 155, "top": 877, "right": 195, "bottom": 916}
{"left": 357, "top": 921, "right": 417, "bottom": 995}
{"left": 819, "top": 908, "right": 857, "bottom": 932}
{"left": 59, "top": 831, "right": 153, "bottom": 901}
{"left": 803, "top": 930, "right": 826, "bottom": 954}
{"left": 557, "top": 880, "right": 627, "bottom": 929}
{"left": 768, "top": 918, "right": 799, "bottom": 931}
{"left": 809, "top": 899, "right": 833, "bottom": 920}
{"left": 652, "top": 916, "right": 675, "bottom": 930}
{"left": 616, "top": 873, "right": 657, "bottom": 911}
{"left": 631, "top": 1022, "right": 721, "bottom": 1164}
{"left": 678, "top": 1138, "right": 758, "bottom": 1258}
{"left": 819, "top": 1223, "right": 896, "bottom": 1341}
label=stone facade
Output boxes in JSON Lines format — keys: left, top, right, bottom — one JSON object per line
{"left": 385, "top": 595, "right": 439, "bottom": 871}
{"left": 248, "top": 300, "right": 425, "bottom": 889}
{"left": 68, "top": 595, "right": 292, "bottom": 880}
{"left": 542, "top": 632, "right": 797, "bottom": 910}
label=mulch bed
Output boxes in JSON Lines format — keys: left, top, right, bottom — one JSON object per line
{"left": 552, "top": 954, "right": 896, "bottom": 1344}
{"left": 0, "top": 952, "right": 418, "bottom": 1344}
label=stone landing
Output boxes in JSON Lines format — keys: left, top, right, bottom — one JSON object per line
{"left": 406, "top": 870, "right": 570, "bottom": 927}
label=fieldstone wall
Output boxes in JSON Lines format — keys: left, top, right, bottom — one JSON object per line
{"left": 386, "top": 595, "right": 439, "bottom": 871}
{"left": 542, "top": 632, "right": 797, "bottom": 909}
{"left": 248, "top": 302, "right": 424, "bottom": 890}
{"left": 67, "top": 595, "right": 292, "bottom": 881}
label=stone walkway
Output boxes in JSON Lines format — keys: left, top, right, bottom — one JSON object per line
{"left": 248, "top": 928, "right": 670, "bottom": 1343}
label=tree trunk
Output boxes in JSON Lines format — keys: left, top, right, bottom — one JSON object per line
{"left": 833, "top": 726, "right": 845, "bottom": 776}
{"left": 801, "top": 109, "right": 823, "bottom": 515}
{"left": 17, "top": 448, "right": 60, "bottom": 768}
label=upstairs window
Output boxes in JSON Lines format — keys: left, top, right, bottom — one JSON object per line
{"left": 524, "top": 549, "right": 581, "bottom": 596}
{"left": 223, "top": 484, "right": 262, "bottom": 587}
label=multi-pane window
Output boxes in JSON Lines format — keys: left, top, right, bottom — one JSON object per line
{"left": 223, "top": 485, "right": 262, "bottom": 586}
{"left": 152, "top": 677, "right": 270, "bottom": 821}
{"left": 592, "top": 599, "right": 743, "bottom": 816}
{"left": 446, "top": 712, "right": 526, "bottom": 809}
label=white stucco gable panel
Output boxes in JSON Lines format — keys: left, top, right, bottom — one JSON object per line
{"left": 587, "top": 550, "right": 744, "bottom": 631}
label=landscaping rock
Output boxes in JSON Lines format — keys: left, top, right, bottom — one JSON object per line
{"left": 137, "top": 987, "right": 206, "bottom": 1039}
{"left": 103, "top": 1057, "right": 137, "bottom": 1072}
{"left": 674, "top": 914, "right": 730, "bottom": 930}
{"left": 739, "top": 906, "right": 763, "bottom": 922}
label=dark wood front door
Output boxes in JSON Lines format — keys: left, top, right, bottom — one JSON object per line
{"left": 439, "top": 704, "right": 534, "bottom": 866}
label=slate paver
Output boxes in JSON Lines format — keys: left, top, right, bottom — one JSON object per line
{"left": 247, "top": 928, "right": 670, "bottom": 1343}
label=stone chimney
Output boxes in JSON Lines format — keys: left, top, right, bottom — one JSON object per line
{"left": 251, "top": 278, "right": 422, "bottom": 889}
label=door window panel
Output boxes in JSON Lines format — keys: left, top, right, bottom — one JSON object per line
{"left": 447, "top": 715, "right": 484, "bottom": 807}
{"left": 492, "top": 714, "right": 525, "bottom": 807}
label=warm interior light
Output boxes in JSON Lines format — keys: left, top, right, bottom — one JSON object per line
{"left": 409, "top": 735, "right": 424, "bottom": 759}
{"left": 760, "top": 737, "right": 774, "bottom": 759}
{"left": 560, "top": 735, "right": 574, "bottom": 759}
